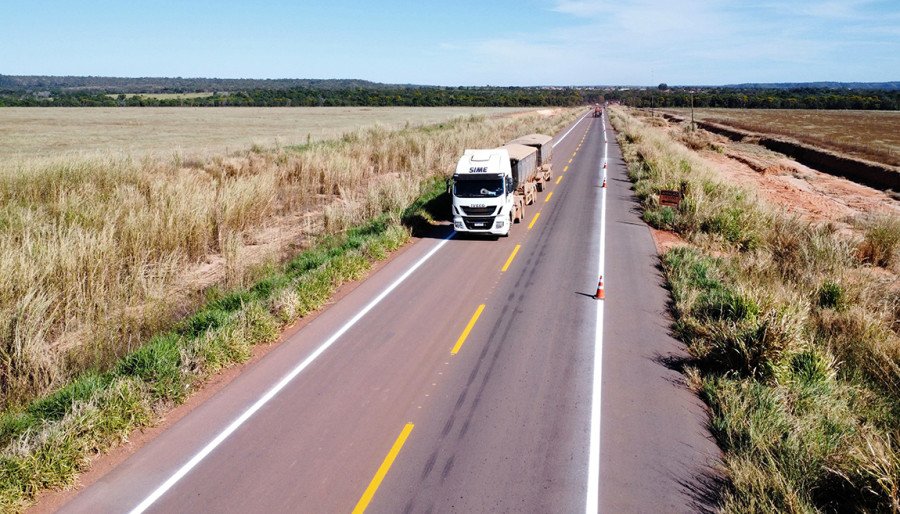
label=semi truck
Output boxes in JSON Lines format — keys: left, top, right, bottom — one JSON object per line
{"left": 593, "top": 104, "right": 602, "bottom": 117}
{"left": 450, "top": 133, "right": 553, "bottom": 237}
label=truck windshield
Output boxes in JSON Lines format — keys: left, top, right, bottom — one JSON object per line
{"left": 454, "top": 179, "right": 504, "bottom": 198}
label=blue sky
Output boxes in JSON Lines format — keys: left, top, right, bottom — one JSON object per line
{"left": 2, "top": 0, "right": 897, "bottom": 85}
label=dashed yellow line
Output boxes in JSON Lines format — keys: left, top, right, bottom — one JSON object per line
{"left": 452, "top": 304, "right": 485, "bottom": 355}
{"left": 501, "top": 244, "right": 521, "bottom": 272}
{"left": 544, "top": 191, "right": 553, "bottom": 203}
{"left": 528, "top": 212, "right": 541, "bottom": 230}
{"left": 563, "top": 165, "right": 569, "bottom": 172}
{"left": 556, "top": 175, "right": 563, "bottom": 184}
{"left": 568, "top": 158, "right": 573, "bottom": 164}
{"left": 352, "top": 423, "right": 415, "bottom": 514}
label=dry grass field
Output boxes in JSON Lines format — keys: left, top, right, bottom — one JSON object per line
{"left": 0, "top": 107, "right": 535, "bottom": 161}
{"left": 0, "top": 107, "right": 578, "bottom": 411}
{"left": 664, "top": 108, "right": 900, "bottom": 167}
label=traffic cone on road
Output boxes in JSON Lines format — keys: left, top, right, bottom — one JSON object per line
{"left": 603, "top": 162, "right": 607, "bottom": 169}
{"left": 602, "top": 178, "right": 607, "bottom": 188}
{"left": 594, "top": 276, "right": 605, "bottom": 300}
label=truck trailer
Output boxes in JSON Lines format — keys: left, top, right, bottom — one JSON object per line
{"left": 451, "top": 133, "right": 554, "bottom": 237}
{"left": 509, "top": 133, "right": 553, "bottom": 187}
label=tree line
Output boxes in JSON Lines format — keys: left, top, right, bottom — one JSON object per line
{"left": 0, "top": 86, "right": 897, "bottom": 110}
{"left": 0, "top": 87, "right": 585, "bottom": 107}
{"left": 600, "top": 87, "right": 899, "bottom": 110}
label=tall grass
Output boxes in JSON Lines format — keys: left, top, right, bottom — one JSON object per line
{"left": 0, "top": 109, "right": 580, "bottom": 410}
{"left": 0, "top": 212, "right": 412, "bottom": 511}
{"left": 610, "top": 107, "right": 900, "bottom": 512}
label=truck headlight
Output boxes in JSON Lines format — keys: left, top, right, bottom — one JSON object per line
{"left": 495, "top": 220, "right": 505, "bottom": 228}
{"left": 454, "top": 220, "right": 464, "bottom": 229}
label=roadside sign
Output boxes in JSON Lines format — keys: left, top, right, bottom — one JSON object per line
{"left": 659, "top": 190, "right": 682, "bottom": 207}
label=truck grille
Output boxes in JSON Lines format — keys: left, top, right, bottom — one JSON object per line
{"left": 461, "top": 206, "right": 497, "bottom": 216}
{"left": 462, "top": 217, "right": 495, "bottom": 230}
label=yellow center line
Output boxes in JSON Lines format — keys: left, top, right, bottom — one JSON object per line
{"left": 528, "top": 211, "right": 541, "bottom": 230}
{"left": 451, "top": 304, "right": 485, "bottom": 355}
{"left": 568, "top": 158, "right": 573, "bottom": 164}
{"left": 563, "top": 165, "right": 569, "bottom": 172}
{"left": 501, "top": 244, "right": 521, "bottom": 272}
{"left": 556, "top": 175, "right": 563, "bottom": 184}
{"left": 352, "top": 423, "right": 415, "bottom": 514}
{"left": 544, "top": 191, "right": 553, "bottom": 203}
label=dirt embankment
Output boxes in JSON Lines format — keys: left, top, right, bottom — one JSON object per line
{"left": 662, "top": 113, "right": 900, "bottom": 193}
{"left": 651, "top": 111, "right": 899, "bottom": 231}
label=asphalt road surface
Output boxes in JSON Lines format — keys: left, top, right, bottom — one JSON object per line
{"left": 58, "top": 112, "right": 720, "bottom": 514}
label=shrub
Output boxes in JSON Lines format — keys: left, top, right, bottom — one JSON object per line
{"left": 817, "top": 281, "right": 846, "bottom": 310}
{"left": 857, "top": 215, "right": 900, "bottom": 269}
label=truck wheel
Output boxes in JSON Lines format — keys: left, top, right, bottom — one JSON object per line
{"left": 536, "top": 182, "right": 544, "bottom": 193}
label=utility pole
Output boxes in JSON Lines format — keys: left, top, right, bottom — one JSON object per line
{"left": 690, "top": 90, "right": 695, "bottom": 131}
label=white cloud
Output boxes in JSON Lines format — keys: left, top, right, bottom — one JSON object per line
{"left": 552, "top": 0, "right": 614, "bottom": 17}
{"left": 446, "top": 0, "right": 900, "bottom": 84}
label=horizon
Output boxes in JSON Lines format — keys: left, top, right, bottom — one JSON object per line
{"left": 3, "top": 1, "right": 898, "bottom": 86}
{"left": 4, "top": 74, "right": 899, "bottom": 90}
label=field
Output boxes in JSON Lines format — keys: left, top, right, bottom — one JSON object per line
{"left": 0, "top": 107, "right": 536, "bottom": 161}
{"left": 0, "top": 106, "right": 580, "bottom": 509}
{"left": 664, "top": 108, "right": 900, "bottom": 167}
{"left": 0, "top": 107, "right": 576, "bottom": 412}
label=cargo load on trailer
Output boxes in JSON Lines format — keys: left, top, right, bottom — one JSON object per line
{"left": 502, "top": 143, "right": 539, "bottom": 205}
{"left": 509, "top": 133, "right": 553, "bottom": 184}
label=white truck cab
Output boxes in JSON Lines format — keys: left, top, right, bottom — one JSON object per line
{"left": 451, "top": 149, "right": 521, "bottom": 237}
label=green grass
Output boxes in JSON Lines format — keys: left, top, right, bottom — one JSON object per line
{"left": 0, "top": 178, "right": 450, "bottom": 511}
{"left": 611, "top": 106, "right": 900, "bottom": 513}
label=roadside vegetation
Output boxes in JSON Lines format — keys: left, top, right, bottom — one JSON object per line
{"left": 609, "top": 106, "right": 900, "bottom": 513}
{"left": 0, "top": 108, "right": 580, "bottom": 510}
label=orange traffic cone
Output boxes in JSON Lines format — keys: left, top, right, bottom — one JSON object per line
{"left": 602, "top": 178, "right": 607, "bottom": 188}
{"left": 594, "top": 276, "right": 605, "bottom": 300}
{"left": 603, "top": 162, "right": 607, "bottom": 169}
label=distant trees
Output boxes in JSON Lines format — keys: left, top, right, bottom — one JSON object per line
{"left": 603, "top": 88, "right": 899, "bottom": 110}
{"left": 0, "top": 84, "right": 896, "bottom": 110}
{"left": 0, "top": 87, "right": 590, "bottom": 108}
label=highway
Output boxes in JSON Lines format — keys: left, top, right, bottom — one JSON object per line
{"left": 58, "top": 112, "right": 719, "bottom": 513}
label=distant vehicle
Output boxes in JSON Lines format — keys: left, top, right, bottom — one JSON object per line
{"left": 593, "top": 104, "right": 602, "bottom": 117}
{"left": 450, "top": 134, "right": 553, "bottom": 237}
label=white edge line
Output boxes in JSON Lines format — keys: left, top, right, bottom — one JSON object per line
{"left": 586, "top": 112, "right": 607, "bottom": 514}
{"left": 130, "top": 232, "right": 455, "bottom": 514}
{"left": 552, "top": 110, "right": 590, "bottom": 148}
